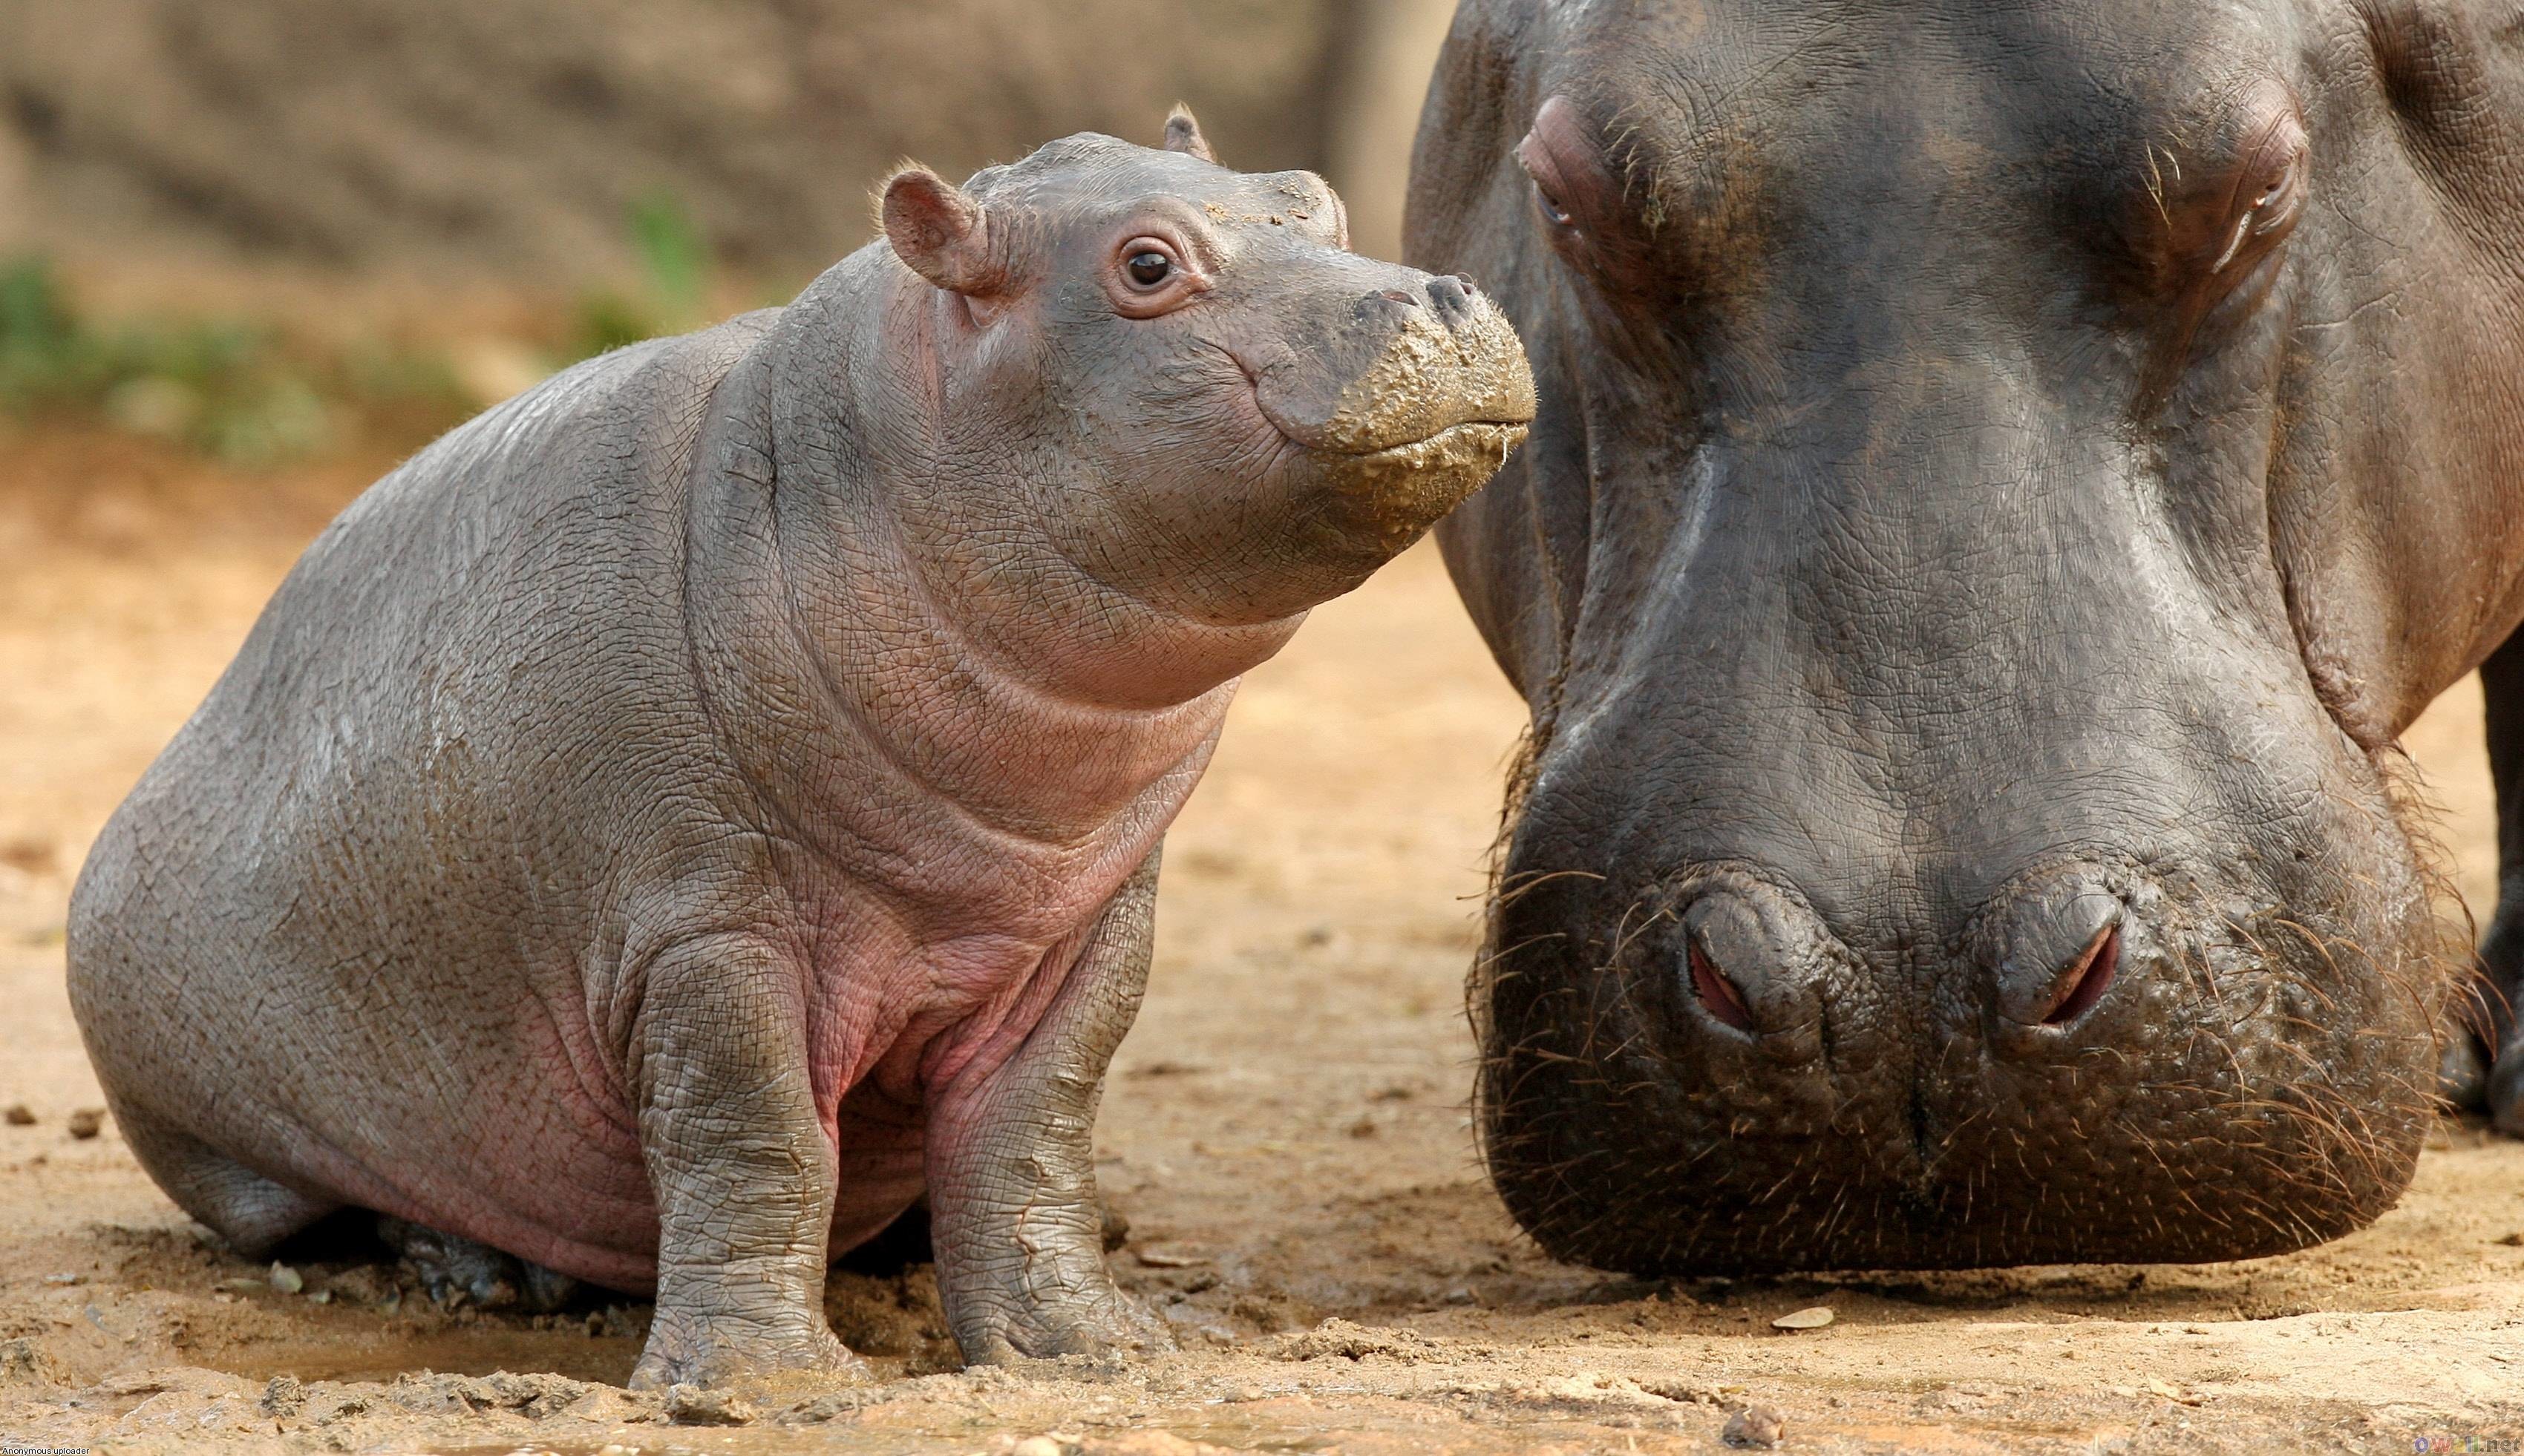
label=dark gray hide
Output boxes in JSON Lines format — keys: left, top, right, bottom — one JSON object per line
{"left": 1408, "top": 0, "right": 2524, "bottom": 1274}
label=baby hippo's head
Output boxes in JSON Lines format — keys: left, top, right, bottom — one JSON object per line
{"left": 882, "top": 111, "right": 1534, "bottom": 627}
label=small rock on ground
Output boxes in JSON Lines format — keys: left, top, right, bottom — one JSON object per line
{"left": 664, "top": 1383, "right": 757, "bottom": 1426}
{"left": 1724, "top": 1403, "right": 1786, "bottom": 1448}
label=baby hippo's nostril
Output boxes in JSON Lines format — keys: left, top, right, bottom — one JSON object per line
{"left": 1990, "top": 876, "right": 2125, "bottom": 1035}
{"left": 1425, "top": 273, "right": 1479, "bottom": 326}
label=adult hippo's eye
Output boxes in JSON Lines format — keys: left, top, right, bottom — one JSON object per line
{"left": 1125, "top": 250, "right": 1174, "bottom": 289}
{"left": 1517, "top": 97, "right": 1613, "bottom": 248}
{"left": 2131, "top": 82, "right": 2309, "bottom": 312}
{"left": 1531, "top": 182, "right": 1575, "bottom": 230}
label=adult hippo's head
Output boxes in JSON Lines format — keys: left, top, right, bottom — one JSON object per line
{"left": 1408, "top": 0, "right": 2524, "bottom": 1272}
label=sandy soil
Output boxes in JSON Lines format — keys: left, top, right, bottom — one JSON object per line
{"left": 0, "top": 430, "right": 2518, "bottom": 1455}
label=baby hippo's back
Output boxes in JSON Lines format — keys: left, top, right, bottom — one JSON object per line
{"left": 68, "top": 315, "right": 782, "bottom": 1280}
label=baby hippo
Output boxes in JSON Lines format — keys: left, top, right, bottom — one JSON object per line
{"left": 66, "top": 113, "right": 1531, "bottom": 1387}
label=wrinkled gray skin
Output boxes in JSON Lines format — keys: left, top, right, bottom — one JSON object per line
{"left": 68, "top": 114, "right": 1532, "bottom": 1386}
{"left": 1409, "top": 0, "right": 2524, "bottom": 1276}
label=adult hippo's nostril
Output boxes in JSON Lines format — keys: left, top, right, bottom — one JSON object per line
{"left": 1988, "top": 875, "right": 2127, "bottom": 1040}
{"left": 1662, "top": 878, "right": 1840, "bottom": 1063}
{"left": 1687, "top": 937, "right": 1756, "bottom": 1032}
{"left": 2038, "top": 924, "right": 2119, "bottom": 1027}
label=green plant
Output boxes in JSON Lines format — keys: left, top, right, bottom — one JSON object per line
{"left": 0, "top": 255, "right": 472, "bottom": 465}
{"left": 564, "top": 191, "right": 717, "bottom": 364}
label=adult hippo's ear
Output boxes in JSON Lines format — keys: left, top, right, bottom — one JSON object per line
{"left": 881, "top": 165, "right": 1003, "bottom": 297}
{"left": 1163, "top": 105, "right": 1216, "bottom": 164}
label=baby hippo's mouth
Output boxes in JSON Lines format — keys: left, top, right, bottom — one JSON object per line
{"left": 1307, "top": 418, "right": 1531, "bottom": 463}
{"left": 1293, "top": 418, "right": 1530, "bottom": 555}
{"left": 1243, "top": 271, "right": 1537, "bottom": 463}
{"left": 1228, "top": 269, "right": 1534, "bottom": 552}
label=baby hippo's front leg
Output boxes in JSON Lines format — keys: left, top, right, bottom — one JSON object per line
{"left": 630, "top": 934, "right": 864, "bottom": 1388}
{"left": 927, "top": 852, "right": 1174, "bottom": 1364}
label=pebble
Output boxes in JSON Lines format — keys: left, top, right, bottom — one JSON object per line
{"left": 1722, "top": 1403, "right": 1786, "bottom": 1448}
{"left": 1012, "top": 1439, "right": 1066, "bottom": 1456}
{"left": 269, "top": 1262, "right": 304, "bottom": 1294}
{"left": 261, "top": 1375, "right": 307, "bottom": 1418}
{"left": 65, "top": 1109, "right": 104, "bottom": 1139}
{"left": 1134, "top": 1245, "right": 1206, "bottom": 1268}
{"left": 3, "top": 1104, "right": 32, "bottom": 1126}
{"left": 1771, "top": 1306, "right": 1834, "bottom": 1330}
{"left": 662, "top": 1384, "right": 756, "bottom": 1426}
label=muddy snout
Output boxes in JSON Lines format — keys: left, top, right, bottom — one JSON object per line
{"left": 1254, "top": 269, "right": 1534, "bottom": 547}
{"left": 1277, "top": 274, "right": 1535, "bottom": 455}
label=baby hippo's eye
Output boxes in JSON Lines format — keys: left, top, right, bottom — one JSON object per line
{"left": 1108, "top": 235, "right": 1200, "bottom": 317}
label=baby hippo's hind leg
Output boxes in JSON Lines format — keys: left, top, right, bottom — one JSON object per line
{"left": 115, "top": 1105, "right": 340, "bottom": 1257}
{"left": 376, "top": 1216, "right": 581, "bottom": 1312}
{"left": 927, "top": 850, "right": 1174, "bottom": 1364}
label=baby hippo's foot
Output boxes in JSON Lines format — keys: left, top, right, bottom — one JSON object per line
{"left": 376, "top": 1216, "right": 579, "bottom": 1313}
{"left": 950, "top": 1273, "right": 1177, "bottom": 1366}
{"left": 630, "top": 1305, "right": 869, "bottom": 1391}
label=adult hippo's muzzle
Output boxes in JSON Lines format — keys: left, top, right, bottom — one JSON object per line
{"left": 1402, "top": 0, "right": 2522, "bottom": 1273}
{"left": 1465, "top": 379, "right": 2449, "bottom": 1273}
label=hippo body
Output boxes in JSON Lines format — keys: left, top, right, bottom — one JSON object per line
{"left": 70, "top": 119, "right": 1531, "bottom": 1384}
{"left": 1408, "top": 1, "right": 2524, "bottom": 1274}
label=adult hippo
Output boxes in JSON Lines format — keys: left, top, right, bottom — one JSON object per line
{"left": 1407, "top": 0, "right": 2524, "bottom": 1274}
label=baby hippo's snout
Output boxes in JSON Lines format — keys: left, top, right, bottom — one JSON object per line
{"left": 1372, "top": 273, "right": 1486, "bottom": 335}
{"left": 1260, "top": 269, "right": 1534, "bottom": 459}
{"left": 1240, "top": 263, "right": 1534, "bottom": 563}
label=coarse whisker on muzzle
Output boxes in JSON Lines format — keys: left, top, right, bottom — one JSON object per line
{"left": 1472, "top": 932, "right": 1568, "bottom": 974}
{"left": 1601, "top": 895, "right": 1655, "bottom": 967}
{"left": 1480, "top": 867, "right": 1609, "bottom": 908}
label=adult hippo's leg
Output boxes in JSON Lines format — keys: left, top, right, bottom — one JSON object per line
{"left": 628, "top": 933, "right": 863, "bottom": 1389}
{"left": 926, "top": 850, "right": 1173, "bottom": 1365}
{"left": 2476, "top": 637, "right": 2524, "bottom": 1135}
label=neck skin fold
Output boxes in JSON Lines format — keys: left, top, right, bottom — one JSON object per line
{"left": 725, "top": 255, "right": 1298, "bottom": 855}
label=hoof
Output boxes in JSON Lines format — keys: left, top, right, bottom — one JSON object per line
{"left": 955, "top": 1289, "right": 1177, "bottom": 1367}
{"left": 2439, "top": 1032, "right": 2490, "bottom": 1112}
{"left": 629, "top": 1318, "right": 867, "bottom": 1391}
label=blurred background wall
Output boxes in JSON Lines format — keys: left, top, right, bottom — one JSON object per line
{"left": 0, "top": 0, "right": 1457, "bottom": 290}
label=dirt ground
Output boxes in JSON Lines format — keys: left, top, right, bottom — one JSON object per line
{"left": 0, "top": 430, "right": 2518, "bottom": 1455}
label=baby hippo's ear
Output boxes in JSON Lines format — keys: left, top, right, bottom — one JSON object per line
{"left": 1163, "top": 105, "right": 1216, "bottom": 164}
{"left": 882, "top": 165, "right": 1001, "bottom": 295}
